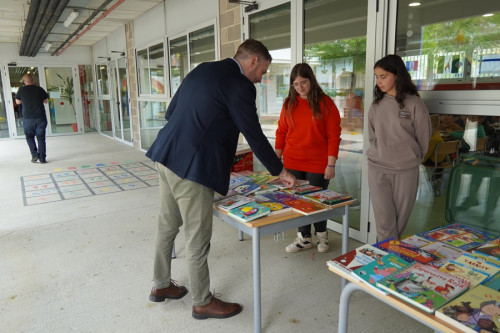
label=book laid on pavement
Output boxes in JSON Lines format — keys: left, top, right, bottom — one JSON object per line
{"left": 285, "top": 197, "right": 330, "bottom": 215}
{"left": 227, "top": 201, "right": 271, "bottom": 223}
{"left": 418, "top": 223, "right": 499, "bottom": 251}
{"left": 453, "top": 252, "right": 500, "bottom": 282}
{"left": 419, "top": 241, "right": 465, "bottom": 268}
{"left": 214, "top": 195, "right": 255, "bottom": 212}
{"left": 251, "top": 194, "right": 293, "bottom": 216}
{"left": 327, "top": 244, "right": 388, "bottom": 277}
{"left": 376, "top": 263, "right": 470, "bottom": 314}
{"left": 373, "top": 238, "right": 438, "bottom": 264}
{"left": 439, "top": 261, "right": 489, "bottom": 288}
{"left": 435, "top": 285, "right": 500, "bottom": 333}
{"left": 473, "top": 238, "right": 500, "bottom": 261}
{"left": 353, "top": 253, "right": 412, "bottom": 295}
{"left": 400, "top": 234, "right": 434, "bottom": 248}
{"left": 302, "top": 189, "right": 353, "bottom": 205}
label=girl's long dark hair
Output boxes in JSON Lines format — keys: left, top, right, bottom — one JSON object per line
{"left": 284, "top": 63, "right": 326, "bottom": 121}
{"left": 373, "top": 54, "right": 419, "bottom": 109}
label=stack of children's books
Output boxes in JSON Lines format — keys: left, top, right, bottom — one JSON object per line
{"left": 327, "top": 223, "right": 500, "bottom": 330}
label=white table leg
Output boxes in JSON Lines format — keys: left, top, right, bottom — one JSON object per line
{"left": 252, "top": 227, "right": 261, "bottom": 333}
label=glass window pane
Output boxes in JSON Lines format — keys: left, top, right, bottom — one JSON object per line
{"left": 139, "top": 101, "right": 167, "bottom": 150}
{"left": 96, "top": 64, "right": 109, "bottom": 95}
{"left": 0, "top": 68, "right": 7, "bottom": 138}
{"left": 396, "top": 0, "right": 500, "bottom": 91}
{"left": 189, "top": 25, "right": 216, "bottom": 69}
{"left": 99, "top": 99, "right": 112, "bottom": 137}
{"left": 249, "top": 2, "right": 291, "bottom": 141}
{"left": 169, "top": 36, "right": 188, "bottom": 96}
{"left": 79, "top": 65, "right": 96, "bottom": 132}
{"left": 137, "top": 48, "right": 151, "bottom": 95}
{"left": 149, "top": 43, "right": 165, "bottom": 95}
{"left": 45, "top": 67, "right": 77, "bottom": 134}
{"left": 304, "top": 0, "right": 367, "bottom": 227}
{"left": 9, "top": 66, "right": 41, "bottom": 136}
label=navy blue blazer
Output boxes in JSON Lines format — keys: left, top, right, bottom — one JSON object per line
{"left": 146, "top": 58, "right": 283, "bottom": 195}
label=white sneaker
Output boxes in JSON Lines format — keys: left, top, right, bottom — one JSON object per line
{"left": 285, "top": 232, "right": 313, "bottom": 253}
{"left": 316, "top": 231, "right": 330, "bottom": 253}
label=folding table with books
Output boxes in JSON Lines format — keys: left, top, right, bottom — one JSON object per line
{"left": 213, "top": 199, "right": 354, "bottom": 333}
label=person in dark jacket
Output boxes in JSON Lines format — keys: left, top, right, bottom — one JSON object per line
{"left": 146, "top": 39, "right": 296, "bottom": 320}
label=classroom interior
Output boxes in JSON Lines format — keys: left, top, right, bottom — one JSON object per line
{"left": 1, "top": 0, "right": 499, "bottom": 332}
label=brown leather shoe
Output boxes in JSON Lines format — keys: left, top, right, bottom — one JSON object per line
{"left": 192, "top": 296, "right": 242, "bottom": 319}
{"left": 149, "top": 280, "right": 188, "bottom": 302}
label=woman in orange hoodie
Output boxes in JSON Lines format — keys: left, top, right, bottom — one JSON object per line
{"left": 275, "top": 63, "right": 341, "bottom": 253}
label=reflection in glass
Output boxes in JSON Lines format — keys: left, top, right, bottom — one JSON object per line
{"left": 139, "top": 101, "right": 167, "bottom": 150}
{"left": 137, "top": 48, "right": 150, "bottom": 95}
{"left": 189, "top": 26, "right": 216, "bottom": 69}
{"left": 149, "top": 43, "right": 165, "bottom": 95}
{"left": 169, "top": 36, "right": 188, "bottom": 96}
{"left": 304, "top": 0, "right": 368, "bottom": 228}
{"left": 96, "top": 64, "right": 109, "bottom": 95}
{"left": 99, "top": 99, "right": 112, "bottom": 137}
{"left": 79, "top": 65, "right": 96, "bottom": 132}
{"left": 0, "top": 69, "right": 7, "bottom": 138}
{"left": 45, "top": 67, "right": 77, "bottom": 134}
{"left": 396, "top": 0, "right": 500, "bottom": 91}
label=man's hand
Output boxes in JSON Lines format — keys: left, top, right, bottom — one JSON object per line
{"left": 279, "top": 168, "right": 296, "bottom": 188}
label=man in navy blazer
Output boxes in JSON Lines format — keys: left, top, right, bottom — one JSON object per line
{"left": 146, "top": 39, "right": 295, "bottom": 320}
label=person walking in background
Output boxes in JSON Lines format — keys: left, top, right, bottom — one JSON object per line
{"left": 15, "top": 74, "right": 49, "bottom": 164}
{"left": 146, "top": 39, "right": 296, "bottom": 320}
{"left": 367, "top": 54, "right": 431, "bottom": 241}
{"left": 275, "top": 63, "right": 341, "bottom": 253}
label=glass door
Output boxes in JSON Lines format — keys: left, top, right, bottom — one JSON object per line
{"left": 96, "top": 63, "right": 112, "bottom": 137}
{"left": 109, "top": 58, "right": 132, "bottom": 144}
{"left": 0, "top": 67, "right": 8, "bottom": 138}
{"left": 45, "top": 67, "right": 78, "bottom": 134}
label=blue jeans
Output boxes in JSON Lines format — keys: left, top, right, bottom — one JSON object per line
{"left": 23, "top": 118, "right": 47, "bottom": 161}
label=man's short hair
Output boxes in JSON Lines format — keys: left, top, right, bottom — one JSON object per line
{"left": 234, "top": 38, "right": 272, "bottom": 63}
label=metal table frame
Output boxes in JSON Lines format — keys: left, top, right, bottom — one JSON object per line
{"left": 213, "top": 202, "right": 351, "bottom": 333}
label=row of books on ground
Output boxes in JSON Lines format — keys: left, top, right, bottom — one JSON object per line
{"left": 214, "top": 171, "right": 353, "bottom": 223}
{"left": 327, "top": 223, "right": 500, "bottom": 333}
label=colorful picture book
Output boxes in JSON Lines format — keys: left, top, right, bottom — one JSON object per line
{"left": 473, "top": 238, "right": 500, "bottom": 261}
{"left": 214, "top": 195, "right": 255, "bottom": 212}
{"left": 418, "top": 223, "right": 499, "bottom": 251}
{"left": 376, "top": 263, "right": 470, "bottom": 314}
{"left": 229, "top": 173, "right": 251, "bottom": 189}
{"left": 302, "top": 189, "right": 353, "bottom": 205}
{"left": 285, "top": 198, "right": 330, "bottom": 215}
{"left": 373, "top": 238, "right": 438, "bottom": 264}
{"left": 435, "top": 285, "right": 500, "bottom": 333}
{"left": 283, "top": 184, "right": 323, "bottom": 195}
{"left": 400, "top": 234, "right": 434, "bottom": 248}
{"left": 227, "top": 201, "right": 270, "bottom": 223}
{"left": 251, "top": 194, "right": 293, "bottom": 216}
{"left": 327, "top": 244, "right": 388, "bottom": 276}
{"left": 439, "top": 261, "right": 489, "bottom": 288}
{"left": 483, "top": 272, "right": 500, "bottom": 292}
{"left": 453, "top": 253, "right": 500, "bottom": 281}
{"left": 231, "top": 180, "right": 261, "bottom": 196}
{"left": 261, "top": 191, "right": 298, "bottom": 204}
{"left": 255, "top": 183, "right": 279, "bottom": 195}
{"left": 353, "top": 254, "right": 411, "bottom": 295}
{"left": 269, "top": 178, "right": 309, "bottom": 189}
{"left": 419, "top": 241, "right": 465, "bottom": 268}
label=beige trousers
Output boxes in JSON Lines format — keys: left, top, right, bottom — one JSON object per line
{"left": 153, "top": 162, "right": 214, "bottom": 306}
{"left": 368, "top": 166, "right": 420, "bottom": 241}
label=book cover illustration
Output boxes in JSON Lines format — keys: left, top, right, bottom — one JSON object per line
{"left": 285, "top": 198, "right": 330, "bottom": 215}
{"left": 473, "top": 238, "right": 500, "bottom": 261}
{"left": 283, "top": 184, "right": 324, "bottom": 195}
{"left": 251, "top": 194, "right": 293, "bottom": 216}
{"left": 420, "top": 241, "right": 465, "bottom": 268}
{"left": 439, "top": 261, "right": 489, "bottom": 288}
{"left": 373, "top": 238, "right": 438, "bottom": 264}
{"left": 376, "top": 263, "right": 470, "bottom": 314}
{"left": 269, "top": 178, "right": 309, "bottom": 189}
{"left": 232, "top": 180, "right": 261, "bottom": 196}
{"left": 418, "top": 223, "right": 499, "bottom": 251}
{"left": 327, "top": 244, "right": 388, "bottom": 276}
{"left": 401, "top": 234, "right": 434, "bottom": 248}
{"left": 453, "top": 253, "right": 500, "bottom": 281}
{"left": 214, "top": 194, "right": 255, "bottom": 212}
{"left": 255, "top": 183, "right": 279, "bottom": 195}
{"left": 228, "top": 201, "right": 271, "bottom": 223}
{"left": 302, "top": 189, "right": 353, "bottom": 205}
{"left": 229, "top": 174, "right": 251, "bottom": 189}
{"left": 483, "top": 272, "right": 500, "bottom": 292}
{"left": 261, "top": 191, "right": 298, "bottom": 204}
{"left": 435, "top": 285, "right": 500, "bottom": 333}
{"left": 353, "top": 253, "right": 411, "bottom": 294}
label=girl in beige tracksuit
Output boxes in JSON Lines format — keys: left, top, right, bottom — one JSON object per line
{"left": 367, "top": 55, "right": 432, "bottom": 241}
